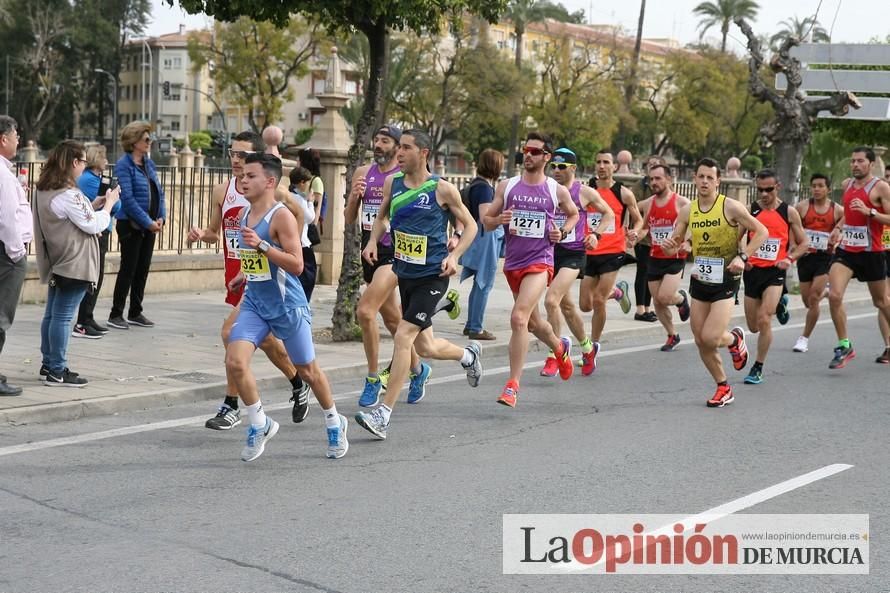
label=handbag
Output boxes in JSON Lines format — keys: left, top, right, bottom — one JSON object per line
{"left": 307, "top": 223, "right": 321, "bottom": 246}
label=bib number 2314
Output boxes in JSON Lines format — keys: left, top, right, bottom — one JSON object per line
{"left": 394, "top": 230, "right": 428, "bottom": 265}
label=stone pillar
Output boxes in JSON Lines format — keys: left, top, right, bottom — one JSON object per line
{"left": 614, "top": 172, "right": 644, "bottom": 200}
{"left": 168, "top": 146, "right": 179, "bottom": 169}
{"left": 308, "top": 46, "right": 352, "bottom": 285}
{"left": 21, "top": 140, "right": 38, "bottom": 163}
{"left": 179, "top": 144, "right": 194, "bottom": 169}
{"left": 194, "top": 148, "right": 205, "bottom": 169}
{"left": 722, "top": 177, "right": 753, "bottom": 206}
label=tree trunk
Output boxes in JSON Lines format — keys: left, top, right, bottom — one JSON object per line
{"left": 624, "top": 0, "right": 646, "bottom": 104}
{"left": 774, "top": 139, "right": 804, "bottom": 204}
{"left": 331, "top": 19, "right": 389, "bottom": 342}
{"left": 507, "top": 27, "right": 524, "bottom": 166}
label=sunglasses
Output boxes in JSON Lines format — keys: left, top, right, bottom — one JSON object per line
{"left": 549, "top": 163, "right": 573, "bottom": 170}
{"left": 522, "top": 147, "right": 549, "bottom": 156}
{"left": 228, "top": 149, "right": 256, "bottom": 160}
{"left": 757, "top": 186, "right": 776, "bottom": 194}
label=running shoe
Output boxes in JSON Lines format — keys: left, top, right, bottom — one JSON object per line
{"left": 72, "top": 324, "right": 103, "bottom": 339}
{"left": 463, "top": 341, "right": 483, "bottom": 387}
{"left": 326, "top": 414, "right": 349, "bottom": 459}
{"left": 407, "top": 362, "right": 431, "bottom": 404}
{"left": 875, "top": 348, "right": 890, "bottom": 364}
{"left": 744, "top": 367, "right": 763, "bottom": 384}
{"left": 378, "top": 367, "right": 391, "bottom": 392}
{"left": 205, "top": 405, "right": 241, "bottom": 430}
{"left": 88, "top": 319, "right": 109, "bottom": 334}
{"left": 359, "top": 375, "right": 382, "bottom": 407}
{"left": 793, "top": 336, "right": 809, "bottom": 353}
{"left": 829, "top": 345, "right": 856, "bottom": 369}
{"left": 290, "top": 381, "right": 310, "bottom": 423}
{"left": 241, "top": 417, "right": 279, "bottom": 462}
{"left": 43, "top": 368, "right": 88, "bottom": 387}
{"left": 355, "top": 407, "right": 389, "bottom": 440}
{"left": 107, "top": 316, "right": 129, "bottom": 330}
{"left": 728, "top": 326, "right": 748, "bottom": 371}
{"left": 615, "top": 280, "right": 631, "bottom": 314}
{"left": 776, "top": 294, "right": 790, "bottom": 325}
{"left": 540, "top": 355, "right": 559, "bottom": 377}
{"left": 557, "top": 337, "right": 574, "bottom": 380}
{"left": 706, "top": 384, "right": 734, "bottom": 408}
{"left": 444, "top": 288, "right": 461, "bottom": 320}
{"left": 127, "top": 314, "right": 155, "bottom": 328}
{"left": 497, "top": 380, "right": 519, "bottom": 408}
{"left": 677, "top": 289, "right": 690, "bottom": 322}
{"left": 660, "top": 334, "right": 680, "bottom": 352}
{"left": 581, "top": 342, "right": 599, "bottom": 376}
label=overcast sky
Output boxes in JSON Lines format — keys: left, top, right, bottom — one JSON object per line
{"left": 148, "top": 0, "right": 886, "bottom": 48}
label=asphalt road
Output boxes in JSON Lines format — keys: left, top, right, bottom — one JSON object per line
{"left": 1, "top": 304, "right": 888, "bottom": 593}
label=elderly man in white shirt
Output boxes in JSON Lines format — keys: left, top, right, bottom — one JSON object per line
{"left": 0, "top": 116, "right": 32, "bottom": 396}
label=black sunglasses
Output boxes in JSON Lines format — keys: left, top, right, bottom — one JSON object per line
{"left": 228, "top": 149, "right": 256, "bottom": 160}
{"left": 757, "top": 186, "right": 776, "bottom": 194}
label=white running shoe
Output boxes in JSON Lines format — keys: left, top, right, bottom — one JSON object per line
{"left": 793, "top": 336, "right": 809, "bottom": 353}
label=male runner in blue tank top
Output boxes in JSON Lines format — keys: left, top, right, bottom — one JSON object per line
{"left": 355, "top": 129, "right": 483, "bottom": 439}
{"left": 225, "top": 153, "right": 347, "bottom": 462}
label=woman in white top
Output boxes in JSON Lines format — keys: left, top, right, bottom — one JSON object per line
{"left": 33, "top": 140, "right": 120, "bottom": 386}
{"left": 289, "top": 166, "right": 317, "bottom": 300}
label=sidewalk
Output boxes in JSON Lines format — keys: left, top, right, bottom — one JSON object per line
{"left": 0, "top": 263, "right": 875, "bottom": 425}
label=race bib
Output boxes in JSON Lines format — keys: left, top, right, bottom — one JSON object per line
{"left": 805, "top": 229, "right": 830, "bottom": 252}
{"left": 224, "top": 229, "right": 240, "bottom": 259}
{"left": 361, "top": 202, "right": 379, "bottom": 231}
{"left": 553, "top": 213, "right": 576, "bottom": 243}
{"left": 693, "top": 256, "right": 724, "bottom": 284}
{"left": 238, "top": 249, "right": 272, "bottom": 281}
{"left": 586, "top": 211, "right": 615, "bottom": 234}
{"left": 394, "top": 230, "right": 427, "bottom": 265}
{"left": 882, "top": 226, "right": 890, "bottom": 250}
{"left": 841, "top": 225, "right": 868, "bottom": 248}
{"left": 510, "top": 210, "right": 546, "bottom": 238}
{"left": 650, "top": 225, "right": 673, "bottom": 246}
{"left": 753, "top": 238, "right": 781, "bottom": 261}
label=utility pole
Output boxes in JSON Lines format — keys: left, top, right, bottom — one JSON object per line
{"left": 95, "top": 69, "right": 119, "bottom": 160}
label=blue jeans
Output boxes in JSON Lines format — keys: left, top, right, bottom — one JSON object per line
{"left": 41, "top": 283, "right": 88, "bottom": 374}
{"left": 461, "top": 267, "right": 492, "bottom": 334}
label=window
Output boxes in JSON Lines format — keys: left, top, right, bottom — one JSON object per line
{"left": 163, "top": 58, "right": 172, "bottom": 70}
{"left": 344, "top": 78, "right": 358, "bottom": 95}
{"left": 173, "top": 57, "right": 182, "bottom": 69}
{"left": 312, "top": 77, "right": 325, "bottom": 95}
{"left": 171, "top": 120, "right": 180, "bottom": 131}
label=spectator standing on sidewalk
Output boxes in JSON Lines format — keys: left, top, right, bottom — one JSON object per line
{"left": 33, "top": 140, "right": 119, "bottom": 386}
{"left": 458, "top": 148, "right": 505, "bottom": 340}
{"left": 108, "top": 122, "right": 165, "bottom": 330}
{"left": 73, "top": 144, "right": 119, "bottom": 339}
{"left": 0, "top": 116, "right": 31, "bottom": 396}
{"left": 288, "top": 166, "right": 318, "bottom": 301}
{"left": 297, "top": 147, "right": 325, "bottom": 234}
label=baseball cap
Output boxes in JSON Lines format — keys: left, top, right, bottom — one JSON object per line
{"left": 551, "top": 148, "right": 577, "bottom": 165}
{"left": 376, "top": 125, "right": 402, "bottom": 142}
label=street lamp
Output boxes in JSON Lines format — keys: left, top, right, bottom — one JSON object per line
{"left": 95, "top": 68, "right": 119, "bottom": 160}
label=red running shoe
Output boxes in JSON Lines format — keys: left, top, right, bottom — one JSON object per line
{"left": 497, "top": 380, "right": 519, "bottom": 407}
{"left": 581, "top": 341, "right": 600, "bottom": 375}
{"left": 557, "top": 337, "right": 574, "bottom": 380}
{"left": 539, "top": 355, "right": 559, "bottom": 377}
{"left": 707, "top": 384, "right": 734, "bottom": 408}
{"left": 728, "top": 326, "right": 748, "bottom": 371}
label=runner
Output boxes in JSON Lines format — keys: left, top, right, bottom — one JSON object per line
{"left": 226, "top": 153, "right": 347, "bottom": 461}
{"left": 482, "top": 132, "right": 579, "bottom": 406}
{"left": 345, "top": 125, "right": 438, "bottom": 408}
{"left": 792, "top": 173, "right": 843, "bottom": 353}
{"left": 878, "top": 164, "right": 890, "bottom": 363}
{"left": 187, "top": 131, "right": 308, "bottom": 430}
{"left": 637, "top": 163, "right": 691, "bottom": 352}
{"left": 740, "top": 169, "right": 809, "bottom": 384}
{"left": 578, "top": 149, "right": 642, "bottom": 371}
{"left": 826, "top": 146, "right": 890, "bottom": 369}
{"left": 354, "top": 129, "right": 483, "bottom": 438}
{"left": 540, "top": 147, "right": 614, "bottom": 376}
{"left": 661, "top": 157, "right": 767, "bottom": 407}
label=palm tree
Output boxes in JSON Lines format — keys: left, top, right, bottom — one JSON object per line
{"left": 693, "top": 0, "right": 759, "bottom": 53}
{"left": 504, "top": 0, "right": 575, "bottom": 159}
{"left": 770, "top": 15, "right": 830, "bottom": 49}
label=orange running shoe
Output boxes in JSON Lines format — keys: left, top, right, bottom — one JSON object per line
{"left": 707, "top": 384, "right": 734, "bottom": 408}
{"left": 497, "top": 380, "right": 519, "bottom": 407}
{"left": 539, "top": 355, "right": 559, "bottom": 377}
{"left": 557, "top": 337, "right": 574, "bottom": 380}
{"left": 728, "top": 326, "right": 748, "bottom": 371}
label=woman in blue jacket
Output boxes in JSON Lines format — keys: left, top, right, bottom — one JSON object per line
{"left": 107, "top": 121, "right": 165, "bottom": 330}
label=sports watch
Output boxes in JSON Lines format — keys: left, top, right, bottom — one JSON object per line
{"left": 257, "top": 240, "right": 271, "bottom": 254}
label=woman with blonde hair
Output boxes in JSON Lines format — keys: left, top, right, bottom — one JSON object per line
{"left": 108, "top": 121, "right": 165, "bottom": 330}
{"left": 33, "top": 140, "right": 119, "bottom": 386}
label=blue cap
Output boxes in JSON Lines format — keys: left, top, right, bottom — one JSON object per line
{"left": 376, "top": 125, "right": 402, "bottom": 142}
{"left": 551, "top": 148, "right": 577, "bottom": 164}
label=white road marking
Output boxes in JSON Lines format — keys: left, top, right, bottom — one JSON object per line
{"left": 562, "top": 463, "right": 855, "bottom": 572}
{"left": 0, "top": 312, "right": 876, "bottom": 458}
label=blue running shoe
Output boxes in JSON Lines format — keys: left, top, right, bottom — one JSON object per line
{"left": 359, "top": 375, "right": 381, "bottom": 407}
{"left": 776, "top": 294, "right": 790, "bottom": 325}
{"left": 407, "top": 362, "right": 431, "bottom": 404}
{"left": 326, "top": 414, "right": 349, "bottom": 459}
{"left": 241, "top": 417, "right": 279, "bottom": 462}
{"left": 744, "top": 367, "right": 763, "bottom": 384}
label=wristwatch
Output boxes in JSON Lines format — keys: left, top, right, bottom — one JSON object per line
{"left": 257, "top": 240, "right": 271, "bottom": 254}
{"left": 869, "top": 208, "right": 878, "bottom": 218}
{"left": 592, "top": 231, "right": 602, "bottom": 240}
{"left": 738, "top": 252, "right": 749, "bottom": 262}
{"left": 453, "top": 230, "right": 463, "bottom": 239}
{"left": 559, "top": 228, "right": 569, "bottom": 241}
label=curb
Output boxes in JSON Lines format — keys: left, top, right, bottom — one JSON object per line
{"left": 2, "top": 297, "right": 876, "bottom": 426}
